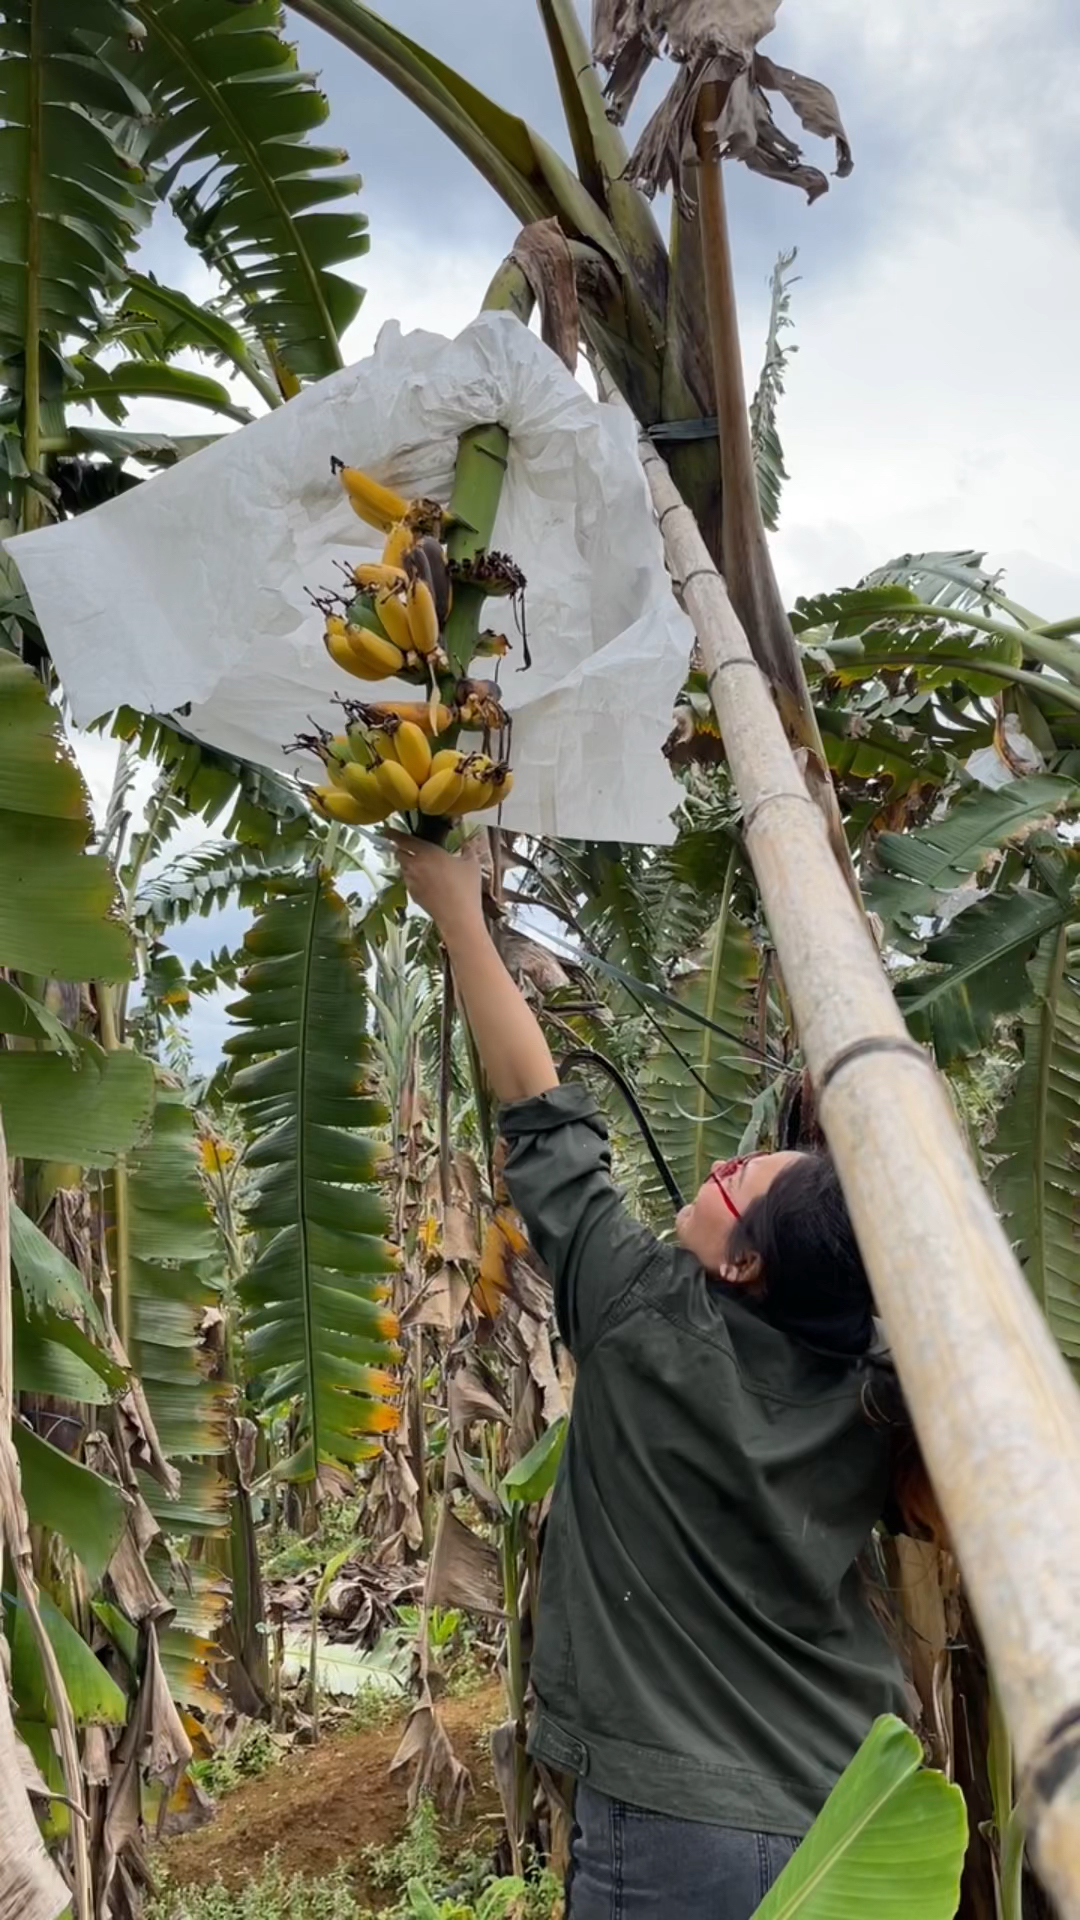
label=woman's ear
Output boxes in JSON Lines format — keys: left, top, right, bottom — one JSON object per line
{"left": 719, "top": 1250, "right": 764, "bottom": 1289}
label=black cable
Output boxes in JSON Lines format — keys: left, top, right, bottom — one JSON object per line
{"left": 556, "top": 1047, "right": 686, "bottom": 1215}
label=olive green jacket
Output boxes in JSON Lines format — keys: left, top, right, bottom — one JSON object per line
{"left": 501, "top": 1086, "right": 907, "bottom": 1834}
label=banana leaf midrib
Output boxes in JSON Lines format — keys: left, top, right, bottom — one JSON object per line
{"left": 295, "top": 870, "right": 322, "bottom": 1469}
{"left": 22, "top": 0, "right": 43, "bottom": 486}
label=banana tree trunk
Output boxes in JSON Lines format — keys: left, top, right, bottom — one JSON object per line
{"left": 639, "top": 434, "right": 1080, "bottom": 1918}
{"left": 0, "top": 1114, "right": 85, "bottom": 1920}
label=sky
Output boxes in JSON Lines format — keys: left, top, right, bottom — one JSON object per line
{"left": 73, "top": 0, "right": 1080, "bottom": 1064}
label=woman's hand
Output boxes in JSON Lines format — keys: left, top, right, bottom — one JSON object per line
{"left": 390, "top": 831, "right": 558, "bottom": 1103}
{"left": 391, "top": 832, "right": 485, "bottom": 947}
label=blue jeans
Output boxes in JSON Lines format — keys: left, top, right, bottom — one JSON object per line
{"left": 568, "top": 1784, "right": 801, "bottom": 1919}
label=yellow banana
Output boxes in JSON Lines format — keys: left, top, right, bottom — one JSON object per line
{"left": 393, "top": 721, "right": 432, "bottom": 786}
{"left": 374, "top": 586, "right": 412, "bottom": 653}
{"left": 429, "top": 748, "right": 465, "bottom": 778}
{"left": 345, "top": 626, "right": 406, "bottom": 680}
{"left": 382, "top": 521, "right": 414, "bottom": 569}
{"left": 313, "top": 786, "right": 385, "bottom": 826}
{"left": 366, "top": 727, "right": 400, "bottom": 764}
{"left": 405, "top": 576, "right": 440, "bottom": 656}
{"left": 374, "top": 759, "right": 421, "bottom": 811}
{"left": 418, "top": 766, "right": 466, "bottom": 816}
{"left": 340, "top": 764, "right": 389, "bottom": 810}
{"left": 473, "top": 768, "right": 514, "bottom": 810}
{"left": 337, "top": 464, "right": 410, "bottom": 533}
{"left": 353, "top": 561, "right": 407, "bottom": 593}
{"left": 325, "top": 622, "right": 376, "bottom": 682}
{"left": 456, "top": 756, "right": 509, "bottom": 812}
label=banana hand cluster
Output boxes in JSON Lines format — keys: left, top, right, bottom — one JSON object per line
{"left": 311, "top": 462, "right": 517, "bottom": 834}
{"left": 311, "top": 720, "right": 512, "bottom": 829}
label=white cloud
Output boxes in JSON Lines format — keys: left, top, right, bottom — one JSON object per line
{"left": 769, "top": 190, "right": 1080, "bottom": 604}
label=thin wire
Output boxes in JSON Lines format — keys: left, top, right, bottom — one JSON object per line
{"left": 557, "top": 1047, "right": 686, "bottom": 1213}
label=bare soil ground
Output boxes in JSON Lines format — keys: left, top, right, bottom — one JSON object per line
{"left": 158, "top": 1684, "right": 506, "bottom": 1911}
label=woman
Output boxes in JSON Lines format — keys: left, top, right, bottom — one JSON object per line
{"left": 397, "top": 835, "right": 908, "bottom": 1920}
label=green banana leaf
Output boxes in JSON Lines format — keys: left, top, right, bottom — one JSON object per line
{"left": 8, "top": 1588, "right": 128, "bottom": 1729}
{"left": 12, "top": 1292, "right": 119, "bottom": 1404}
{"left": 124, "top": 0, "right": 368, "bottom": 382}
{"left": 501, "top": 1417, "right": 568, "bottom": 1506}
{"left": 992, "top": 923, "right": 1080, "bottom": 1373}
{"left": 14, "top": 1717, "right": 70, "bottom": 1843}
{"left": 0, "top": 2, "right": 154, "bottom": 376}
{"left": 749, "top": 251, "right": 798, "bottom": 535}
{"left": 111, "top": 706, "right": 312, "bottom": 848}
{"left": 0, "top": 653, "right": 132, "bottom": 980}
{"left": 65, "top": 357, "right": 253, "bottom": 425}
{"left": 633, "top": 853, "right": 762, "bottom": 1211}
{"left": 0, "top": 1047, "right": 155, "bottom": 1164}
{"left": 9, "top": 1200, "right": 105, "bottom": 1332}
{"left": 127, "top": 1083, "right": 233, "bottom": 1501}
{"left": 120, "top": 272, "right": 281, "bottom": 410}
{"left": 140, "top": 1459, "right": 232, "bottom": 1536}
{"left": 865, "top": 775, "right": 1077, "bottom": 936}
{"left": 751, "top": 1716, "right": 967, "bottom": 1919}
{"left": 135, "top": 838, "right": 325, "bottom": 934}
{"left": 229, "top": 871, "right": 401, "bottom": 1481}
{"left": 13, "top": 1426, "right": 128, "bottom": 1587}
{"left": 0, "top": 979, "right": 78, "bottom": 1054}
{"left": 151, "top": 1556, "right": 232, "bottom": 1715}
{"left": 897, "top": 887, "right": 1069, "bottom": 1066}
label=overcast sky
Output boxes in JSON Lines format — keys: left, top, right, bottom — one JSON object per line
{"left": 84, "top": 0, "right": 1080, "bottom": 1063}
{"left": 131, "top": 0, "right": 1080, "bottom": 609}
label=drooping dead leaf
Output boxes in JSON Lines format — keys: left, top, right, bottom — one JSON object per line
{"left": 497, "top": 928, "right": 572, "bottom": 997}
{"left": 489, "top": 1719, "right": 527, "bottom": 1861}
{"left": 389, "top": 1678, "right": 471, "bottom": 1822}
{"left": 448, "top": 1359, "right": 509, "bottom": 1432}
{"left": 101, "top": 1624, "right": 193, "bottom": 1902}
{"left": 0, "top": 1647, "right": 69, "bottom": 1920}
{"left": 445, "top": 1433, "right": 505, "bottom": 1523}
{"left": 427, "top": 1507, "right": 503, "bottom": 1617}
{"left": 510, "top": 218, "right": 580, "bottom": 372}
{"left": 155, "top": 1766, "right": 215, "bottom": 1839}
{"left": 441, "top": 1204, "right": 480, "bottom": 1265}
{"left": 367, "top": 1430, "right": 425, "bottom": 1563}
{"left": 592, "top": 0, "right": 851, "bottom": 207}
{"left": 105, "top": 1497, "right": 171, "bottom": 1626}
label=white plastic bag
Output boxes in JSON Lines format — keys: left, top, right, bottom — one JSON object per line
{"left": 7, "top": 312, "right": 693, "bottom": 843}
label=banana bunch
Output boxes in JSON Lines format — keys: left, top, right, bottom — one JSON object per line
{"left": 311, "top": 460, "right": 518, "bottom": 834}
{"left": 309, "top": 714, "right": 512, "bottom": 829}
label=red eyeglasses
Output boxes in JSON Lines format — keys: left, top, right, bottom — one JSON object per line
{"left": 708, "top": 1154, "right": 762, "bottom": 1222}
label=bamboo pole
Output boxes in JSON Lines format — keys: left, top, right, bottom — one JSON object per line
{"left": 690, "top": 93, "right": 861, "bottom": 907}
{"left": 639, "top": 433, "right": 1080, "bottom": 1917}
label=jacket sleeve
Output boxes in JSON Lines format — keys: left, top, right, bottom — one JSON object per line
{"left": 498, "top": 1084, "right": 661, "bottom": 1360}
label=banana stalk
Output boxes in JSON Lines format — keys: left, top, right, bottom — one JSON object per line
{"left": 441, "top": 258, "right": 534, "bottom": 677}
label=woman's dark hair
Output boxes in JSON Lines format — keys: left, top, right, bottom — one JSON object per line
{"left": 727, "top": 1152, "right": 875, "bottom": 1357}
{"left": 730, "top": 1152, "right": 950, "bottom": 1548}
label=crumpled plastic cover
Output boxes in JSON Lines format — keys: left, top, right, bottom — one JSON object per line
{"left": 7, "top": 312, "right": 694, "bottom": 844}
